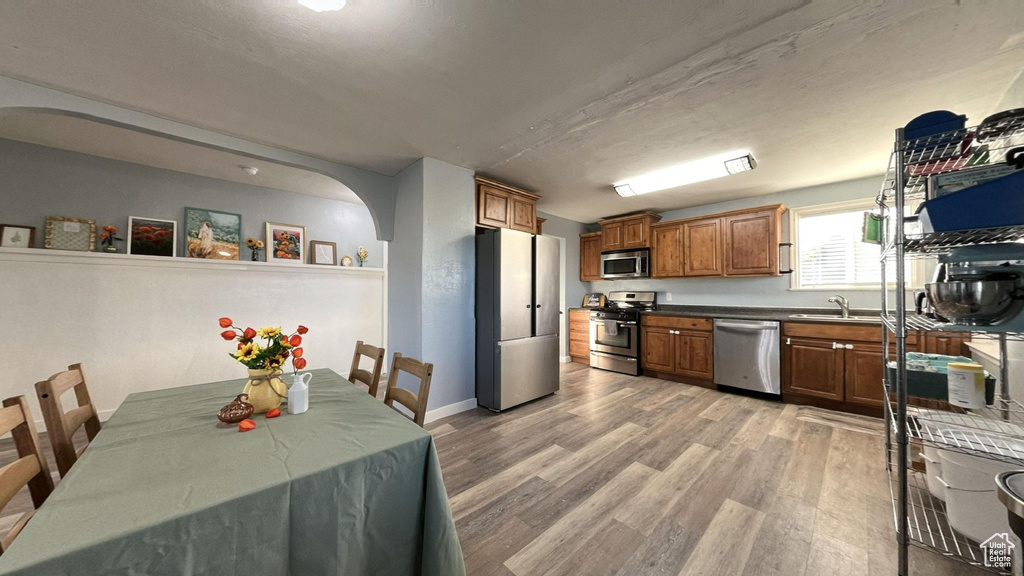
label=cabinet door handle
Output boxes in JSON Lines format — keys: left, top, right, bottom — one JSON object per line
{"left": 845, "top": 344, "right": 854, "bottom": 350}
{"left": 832, "top": 342, "right": 841, "bottom": 349}
{"left": 785, "top": 337, "right": 791, "bottom": 345}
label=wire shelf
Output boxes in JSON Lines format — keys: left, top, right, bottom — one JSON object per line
{"left": 881, "top": 313, "right": 1024, "bottom": 341}
{"left": 885, "top": 451, "right": 1008, "bottom": 574}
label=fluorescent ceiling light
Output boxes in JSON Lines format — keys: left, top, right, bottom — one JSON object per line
{"left": 298, "top": 0, "right": 347, "bottom": 12}
{"left": 614, "top": 151, "right": 756, "bottom": 197}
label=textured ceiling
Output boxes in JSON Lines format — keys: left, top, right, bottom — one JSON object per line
{"left": 0, "top": 111, "right": 363, "bottom": 204}
{"left": 1, "top": 0, "right": 1022, "bottom": 223}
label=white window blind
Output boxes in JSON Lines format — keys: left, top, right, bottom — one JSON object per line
{"left": 796, "top": 209, "right": 894, "bottom": 289}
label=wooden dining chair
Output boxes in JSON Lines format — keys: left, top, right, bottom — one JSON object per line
{"left": 383, "top": 353, "right": 433, "bottom": 428}
{"left": 348, "top": 341, "right": 386, "bottom": 399}
{"left": 35, "top": 363, "right": 102, "bottom": 478}
{"left": 0, "top": 396, "right": 55, "bottom": 554}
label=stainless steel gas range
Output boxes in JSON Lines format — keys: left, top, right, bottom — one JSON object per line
{"left": 589, "top": 291, "right": 656, "bottom": 376}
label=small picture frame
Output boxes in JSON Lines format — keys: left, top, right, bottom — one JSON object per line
{"left": 128, "top": 217, "right": 177, "bottom": 257}
{"left": 45, "top": 216, "right": 96, "bottom": 251}
{"left": 0, "top": 224, "right": 36, "bottom": 248}
{"left": 266, "top": 222, "right": 307, "bottom": 264}
{"left": 340, "top": 255, "right": 354, "bottom": 267}
{"left": 582, "top": 293, "right": 606, "bottom": 308}
{"left": 309, "top": 241, "right": 337, "bottom": 266}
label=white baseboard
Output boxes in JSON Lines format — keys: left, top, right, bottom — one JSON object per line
{"left": 560, "top": 355, "right": 572, "bottom": 363}
{"left": 425, "top": 398, "right": 478, "bottom": 424}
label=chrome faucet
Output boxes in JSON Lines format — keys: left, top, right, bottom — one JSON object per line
{"left": 828, "top": 295, "right": 850, "bottom": 318}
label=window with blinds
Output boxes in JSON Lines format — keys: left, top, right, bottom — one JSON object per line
{"left": 792, "top": 200, "right": 917, "bottom": 290}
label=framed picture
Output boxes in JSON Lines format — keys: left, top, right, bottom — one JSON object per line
{"left": 45, "top": 216, "right": 96, "bottom": 251}
{"left": 309, "top": 241, "right": 337, "bottom": 266}
{"left": 0, "top": 224, "right": 36, "bottom": 248}
{"left": 582, "top": 293, "right": 606, "bottom": 308}
{"left": 184, "top": 208, "right": 241, "bottom": 260}
{"left": 266, "top": 222, "right": 306, "bottom": 264}
{"left": 127, "top": 217, "right": 177, "bottom": 257}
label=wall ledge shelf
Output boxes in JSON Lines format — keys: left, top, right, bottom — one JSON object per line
{"left": 0, "top": 247, "right": 385, "bottom": 276}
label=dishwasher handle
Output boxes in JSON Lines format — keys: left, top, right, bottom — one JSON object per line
{"left": 714, "top": 320, "right": 779, "bottom": 332}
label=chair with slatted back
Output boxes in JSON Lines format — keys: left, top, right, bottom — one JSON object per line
{"left": 348, "top": 341, "right": 386, "bottom": 399}
{"left": 383, "top": 353, "right": 433, "bottom": 428}
{"left": 35, "top": 364, "right": 102, "bottom": 478}
{"left": 0, "top": 396, "right": 54, "bottom": 554}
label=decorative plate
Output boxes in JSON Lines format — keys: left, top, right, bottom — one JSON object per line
{"left": 340, "top": 255, "right": 353, "bottom": 267}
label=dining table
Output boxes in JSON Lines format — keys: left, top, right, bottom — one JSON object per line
{"left": 0, "top": 368, "right": 466, "bottom": 576}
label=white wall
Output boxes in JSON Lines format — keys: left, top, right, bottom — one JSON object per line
{"left": 1, "top": 249, "right": 384, "bottom": 421}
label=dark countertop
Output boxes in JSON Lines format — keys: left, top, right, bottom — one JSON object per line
{"left": 642, "top": 305, "right": 881, "bottom": 323}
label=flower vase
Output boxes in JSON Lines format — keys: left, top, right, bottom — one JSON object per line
{"left": 358, "top": 259, "right": 364, "bottom": 267}
{"left": 251, "top": 251, "right": 259, "bottom": 262}
{"left": 241, "top": 368, "right": 287, "bottom": 414}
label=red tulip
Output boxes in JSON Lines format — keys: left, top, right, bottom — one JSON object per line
{"left": 218, "top": 317, "right": 233, "bottom": 328}
{"left": 297, "top": 325, "right": 309, "bottom": 335}
{"left": 292, "top": 347, "right": 303, "bottom": 359}
{"left": 294, "top": 358, "right": 307, "bottom": 370}
{"left": 221, "top": 330, "right": 237, "bottom": 341}
{"left": 289, "top": 335, "right": 302, "bottom": 347}
{"left": 243, "top": 327, "right": 257, "bottom": 340}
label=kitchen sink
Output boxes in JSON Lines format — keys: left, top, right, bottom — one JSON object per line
{"left": 788, "top": 314, "right": 881, "bottom": 324}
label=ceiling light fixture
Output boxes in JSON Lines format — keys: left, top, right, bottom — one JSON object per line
{"left": 298, "top": 0, "right": 347, "bottom": 11}
{"left": 614, "top": 151, "right": 757, "bottom": 197}
{"left": 241, "top": 166, "right": 259, "bottom": 176}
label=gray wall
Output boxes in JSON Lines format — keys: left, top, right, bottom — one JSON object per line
{"left": 387, "top": 158, "right": 476, "bottom": 411}
{"left": 588, "top": 176, "right": 892, "bottom": 310}
{"left": 0, "top": 138, "right": 384, "bottom": 266}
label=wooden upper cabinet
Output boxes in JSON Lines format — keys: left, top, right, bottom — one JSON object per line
{"left": 651, "top": 222, "right": 684, "bottom": 278}
{"left": 682, "top": 218, "right": 723, "bottom": 277}
{"left": 599, "top": 212, "right": 661, "bottom": 252}
{"left": 601, "top": 221, "right": 624, "bottom": 251}
{"left": 475, "top": 176, "right": 540, "bottom": 233}
{"left": 723, "top": 206, "right": 784, "bottom": 276}
{"left": 477, "top": 184, "right": 510, "bottom": 229}
{"left": 535, "top": 217, "right": 546, "bottom": 236}
{"left": 580, "top": 232, "right": 603, "bottom": 282}
{"left": 510, "top": 195, "right": 537, "bottom": 233}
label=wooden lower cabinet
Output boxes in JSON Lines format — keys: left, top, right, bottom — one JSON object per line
{"left": 924, "top": 332, "right": 970, "bottom": 357}
{"left": 569, "top": 309, "right": 592, "bottom": 364}
{"left": 844, "top": 343, "right": 886, "bottom": 407}
{"left": 783, "top": 338, "right": 845, "bottom": 401}
{"left": 675, "top": 331, "right": 714, "bottom": 380}
{"left": 640, "top": 316, "right": 713, "bottom": 383}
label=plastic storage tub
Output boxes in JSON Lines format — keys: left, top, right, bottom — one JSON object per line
{"left": 918, "top": 169, "right": 1024, "bottom": 232}
{"left": 922, "top": 445, "right": 945, "bottom": 501}
{"left": 938, "top": 434, "right": 1021, "bottom": 542}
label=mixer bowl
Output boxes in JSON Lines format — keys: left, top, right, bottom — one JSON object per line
{"left": 925, "top": 280, "right": 1024, "bottom": 326}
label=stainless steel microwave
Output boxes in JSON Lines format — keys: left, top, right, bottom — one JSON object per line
{"left": 600, "top": 249, "right": 649, "bottom": 280}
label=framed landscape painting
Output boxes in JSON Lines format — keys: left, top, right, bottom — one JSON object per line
{"left": 185, "top": 208, "right": 241, "bottom": 260}
{"left": 127, "top": 217, "right": 177, "bottom": 257}
{"left": 266, "top": 222, "right": 306, "bottom": 264}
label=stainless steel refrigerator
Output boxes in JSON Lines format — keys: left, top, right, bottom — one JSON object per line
{"left": 476, "top": 228, "right": 560, "bottom": 411}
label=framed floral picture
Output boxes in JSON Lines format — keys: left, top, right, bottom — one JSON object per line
{"left": 128, "top": 217, "right": 177, "bottom": 257}
{"left": 266, "top": 222, "right": 306, "bottom": 264}
{"left": 185, "top": 207, "right": 241, "bottom": 260}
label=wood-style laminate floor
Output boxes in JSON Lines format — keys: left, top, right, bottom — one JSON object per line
{"left": 0, "top": 365, "right": 990, "bottom": 575}
{"left": 425, "top": 363, "right": 990, "bottom": 576}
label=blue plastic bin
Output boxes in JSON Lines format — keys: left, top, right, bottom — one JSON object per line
{"left": 918, "top": 168, "right": 1024, "bottom": 232}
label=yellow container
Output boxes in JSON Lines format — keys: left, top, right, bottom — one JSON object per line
{"left": 946, "top": 362, "right": 986, "bottom": 409}
{"left": 241, "top": 369, "right": 287, "bottom": 414}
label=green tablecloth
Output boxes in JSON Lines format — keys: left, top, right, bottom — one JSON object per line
{"left": 0, "top": 369, "right": 465, "bottom": 576}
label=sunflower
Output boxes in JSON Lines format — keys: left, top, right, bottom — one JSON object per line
{"left": 256, "top": 240, "right": 265, "bottom": 249}
{"left": 256, "top": 327, "right": 282, "bottom": 338}
{"left": 266, "top": 356, "right": 285, "bottom": 370}
{"left": 234, "top": 342, "right": 260, "bottom": 362}
{"left": 246, "top": 238, "right": 257, "bottom": 247}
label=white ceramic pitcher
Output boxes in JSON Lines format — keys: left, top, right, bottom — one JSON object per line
{"left": 287, "top": 372, "right": 312, "bottom": 415}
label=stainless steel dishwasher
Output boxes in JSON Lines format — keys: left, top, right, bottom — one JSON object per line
{"left": 713, "top": 319, "right": 781, "bottom": 395}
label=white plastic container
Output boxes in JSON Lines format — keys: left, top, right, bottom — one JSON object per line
{"left": 947, "top": 362, "right": 987, "bottom": 409}
{"left": 922, "top": 447, "right": 945, "bottom": 502}
{"left": 938, "top": 441, "right": 1018, "bottom": 542}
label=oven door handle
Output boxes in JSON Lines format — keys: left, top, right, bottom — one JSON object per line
{"left": 590, "top": 351, "right": 637, "bottom": 362}
{"left": 590, "top": 320, "right": 637, "bottom": 326}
